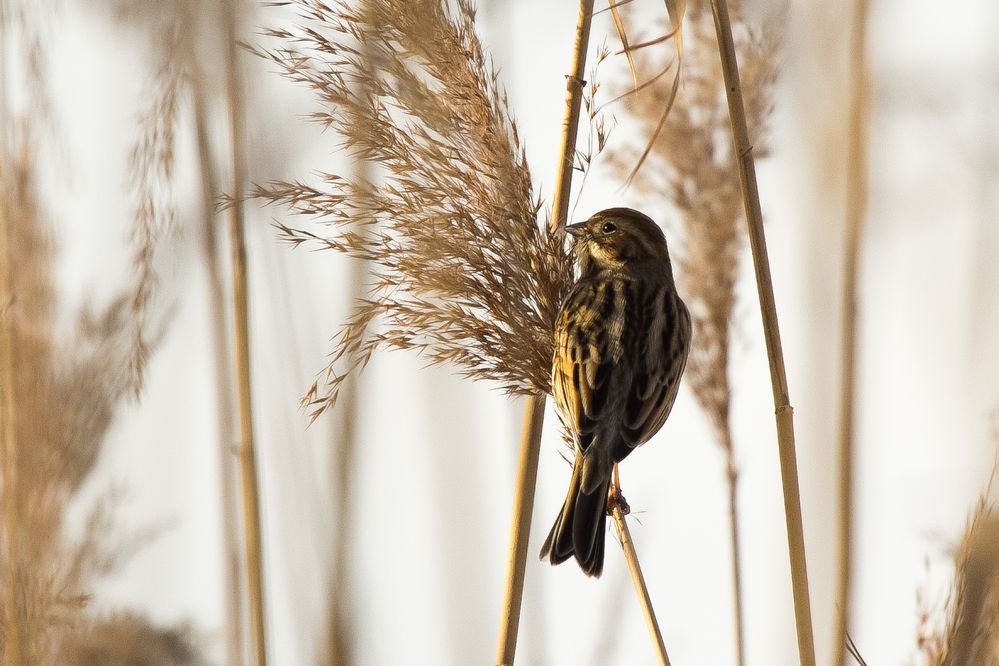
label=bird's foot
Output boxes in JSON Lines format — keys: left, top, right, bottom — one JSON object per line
{"left": 607, "top": 467, "right": 630, "bottom": 516}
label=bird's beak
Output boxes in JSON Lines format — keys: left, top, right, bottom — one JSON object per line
{"left": 565, "top": 222, "right": 587, "bottom": 238}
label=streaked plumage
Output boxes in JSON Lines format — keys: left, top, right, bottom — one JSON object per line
{"left": 540, "top": 207, "right": 691, "bottom": 577}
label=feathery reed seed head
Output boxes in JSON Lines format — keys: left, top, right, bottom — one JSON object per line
{"left": 245, "top": 0, "right": 573, "bottom": 421}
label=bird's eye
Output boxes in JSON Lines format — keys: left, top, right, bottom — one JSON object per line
{"left": 601, "top": 221, "right": 617, "bottom": 234}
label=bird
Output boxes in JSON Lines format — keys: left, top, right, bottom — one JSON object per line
{"left": 539, "top": 207, "right": 691, "bottom": 577}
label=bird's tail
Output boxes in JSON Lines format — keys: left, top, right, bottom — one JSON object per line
{"left": 539, "top": 453, "right": 610, "bottom": 577}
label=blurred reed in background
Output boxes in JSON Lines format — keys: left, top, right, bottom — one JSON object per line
{"left": 0, "top": 5, "right": 201, "bottom": 661}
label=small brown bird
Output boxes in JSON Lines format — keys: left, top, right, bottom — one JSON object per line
{"left": 540, "top": 207, "right": 691, "bottom": 577}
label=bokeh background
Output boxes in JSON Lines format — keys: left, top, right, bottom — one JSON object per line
{"left": 2, "top": 0, "right": 998, "bottom": 664}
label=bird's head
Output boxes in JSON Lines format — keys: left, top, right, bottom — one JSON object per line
{"left": 566, "top": 207, "right": 671, "bottom": 275}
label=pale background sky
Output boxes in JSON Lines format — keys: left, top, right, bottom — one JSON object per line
{"left": 15, "top": 0, "right": 999, "bottom": 664}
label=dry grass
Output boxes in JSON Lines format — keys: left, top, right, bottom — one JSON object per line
{"left": 495, "top": 2, "right": 595, "bottom": 661}
{"left": 192, "top": 63, "right": 246, "bottom": 666}
{"left": 608, "top": 3, "right": 778, "bottom": 664}
{"left": 917, "top": 451, "right": 999, "bottom": 666}
{"left": 242, "top": 0, "right": 573, "bottom": 423}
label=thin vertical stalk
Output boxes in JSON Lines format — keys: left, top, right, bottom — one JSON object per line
{"left": 494, "top": 3, "right": 593, "bottom": 664}
{"left": 0, "top": 1, "right": 24, "bottom": 661}
{"left": 193, "top": 81, "right": 245, "bottom": 666}
{"left": 495, "top": 394, "right": 546, "bottom": 665}
{"left": 326, "top": 358, "right": 360, "bottom": 666}
{"left": 723, "top": 451, "right": 745, "bottom": 666}
{"left": 225, "top": 4, "right": 267, "bottom": 665}
{"left": 833, "top": 1, "right": 869, "bottom": 664}
{"left": 494, "top": 4, "right": 593, "bottom": 664}
{"left": 610, "top": 500, "right": 671, "bottom": 666}
{"left": 547, "top": 0, "right": 594, "bottom": 236}
{"left": 707, "top": 1, "right": 816, "bottom": 664}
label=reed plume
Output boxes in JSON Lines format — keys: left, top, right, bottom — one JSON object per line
{"left": 243, "top": 0, "right": 573, "bottom": 422}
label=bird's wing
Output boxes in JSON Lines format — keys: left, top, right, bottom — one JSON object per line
{"left": 617, "top": 295, "right": 692, "bottom": 458}
{"left": 551, "top": 282, "right": 614, "bottom": 454}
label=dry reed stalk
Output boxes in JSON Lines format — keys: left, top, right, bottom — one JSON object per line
{"left": 707, "top": 0, "right": 816, "bottom": 663}
{"left": 1, "top": 151, "right": 49, "bottom": 666}
{"left": 608, "top": 4, "right": 776, "bottom": 663}
{"left": 114, "top": 3, "right": 250, "bottom": 660}
{"left": 834, "top": 1, "right": 870, "bottom": 663}
{"left": 610, "top": 493, "right": 670, "bottom": 666}
{"left": 496, "top": 394, "right": 546, "bottom": 665}
{"left": 224, "top": 4, "right": 267, "bottom": 664}
{"left": 496, "top": 2, "right": 593, "bottom": 663}
{"left": 323, "top": 190, "right": 368, "bottom": 662}
{"left": 326, "top": 302, "right": 362, "bottom": 666}
{"left": 192, "top": 79, "right": 245, "bottom": 666}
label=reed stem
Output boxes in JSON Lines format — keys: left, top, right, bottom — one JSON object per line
{"left": 708, "top": 0, "right": 816, "bottom": 663}
{"left": 494, "top": 4, "right": 594, "bottom": 663}
{"left": 225, "top": 5, "right": 267, "bottom": 664}
{"left": 495, "top": 394, "right": 545, "bottom": 665}
{"left": 193, "top": 79, "right": 245, "bottom": 666}
{"left": 833, "top": 1, "right": 870, "bottom": 663}
{"left": 723, "top": 453, "right": 746, "bottom": 666}
{"left": 610, "top": 493, "right": 670, "bottom": 666}
{"left": 548, "top": 0, "right": 595, "bottom": 236}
